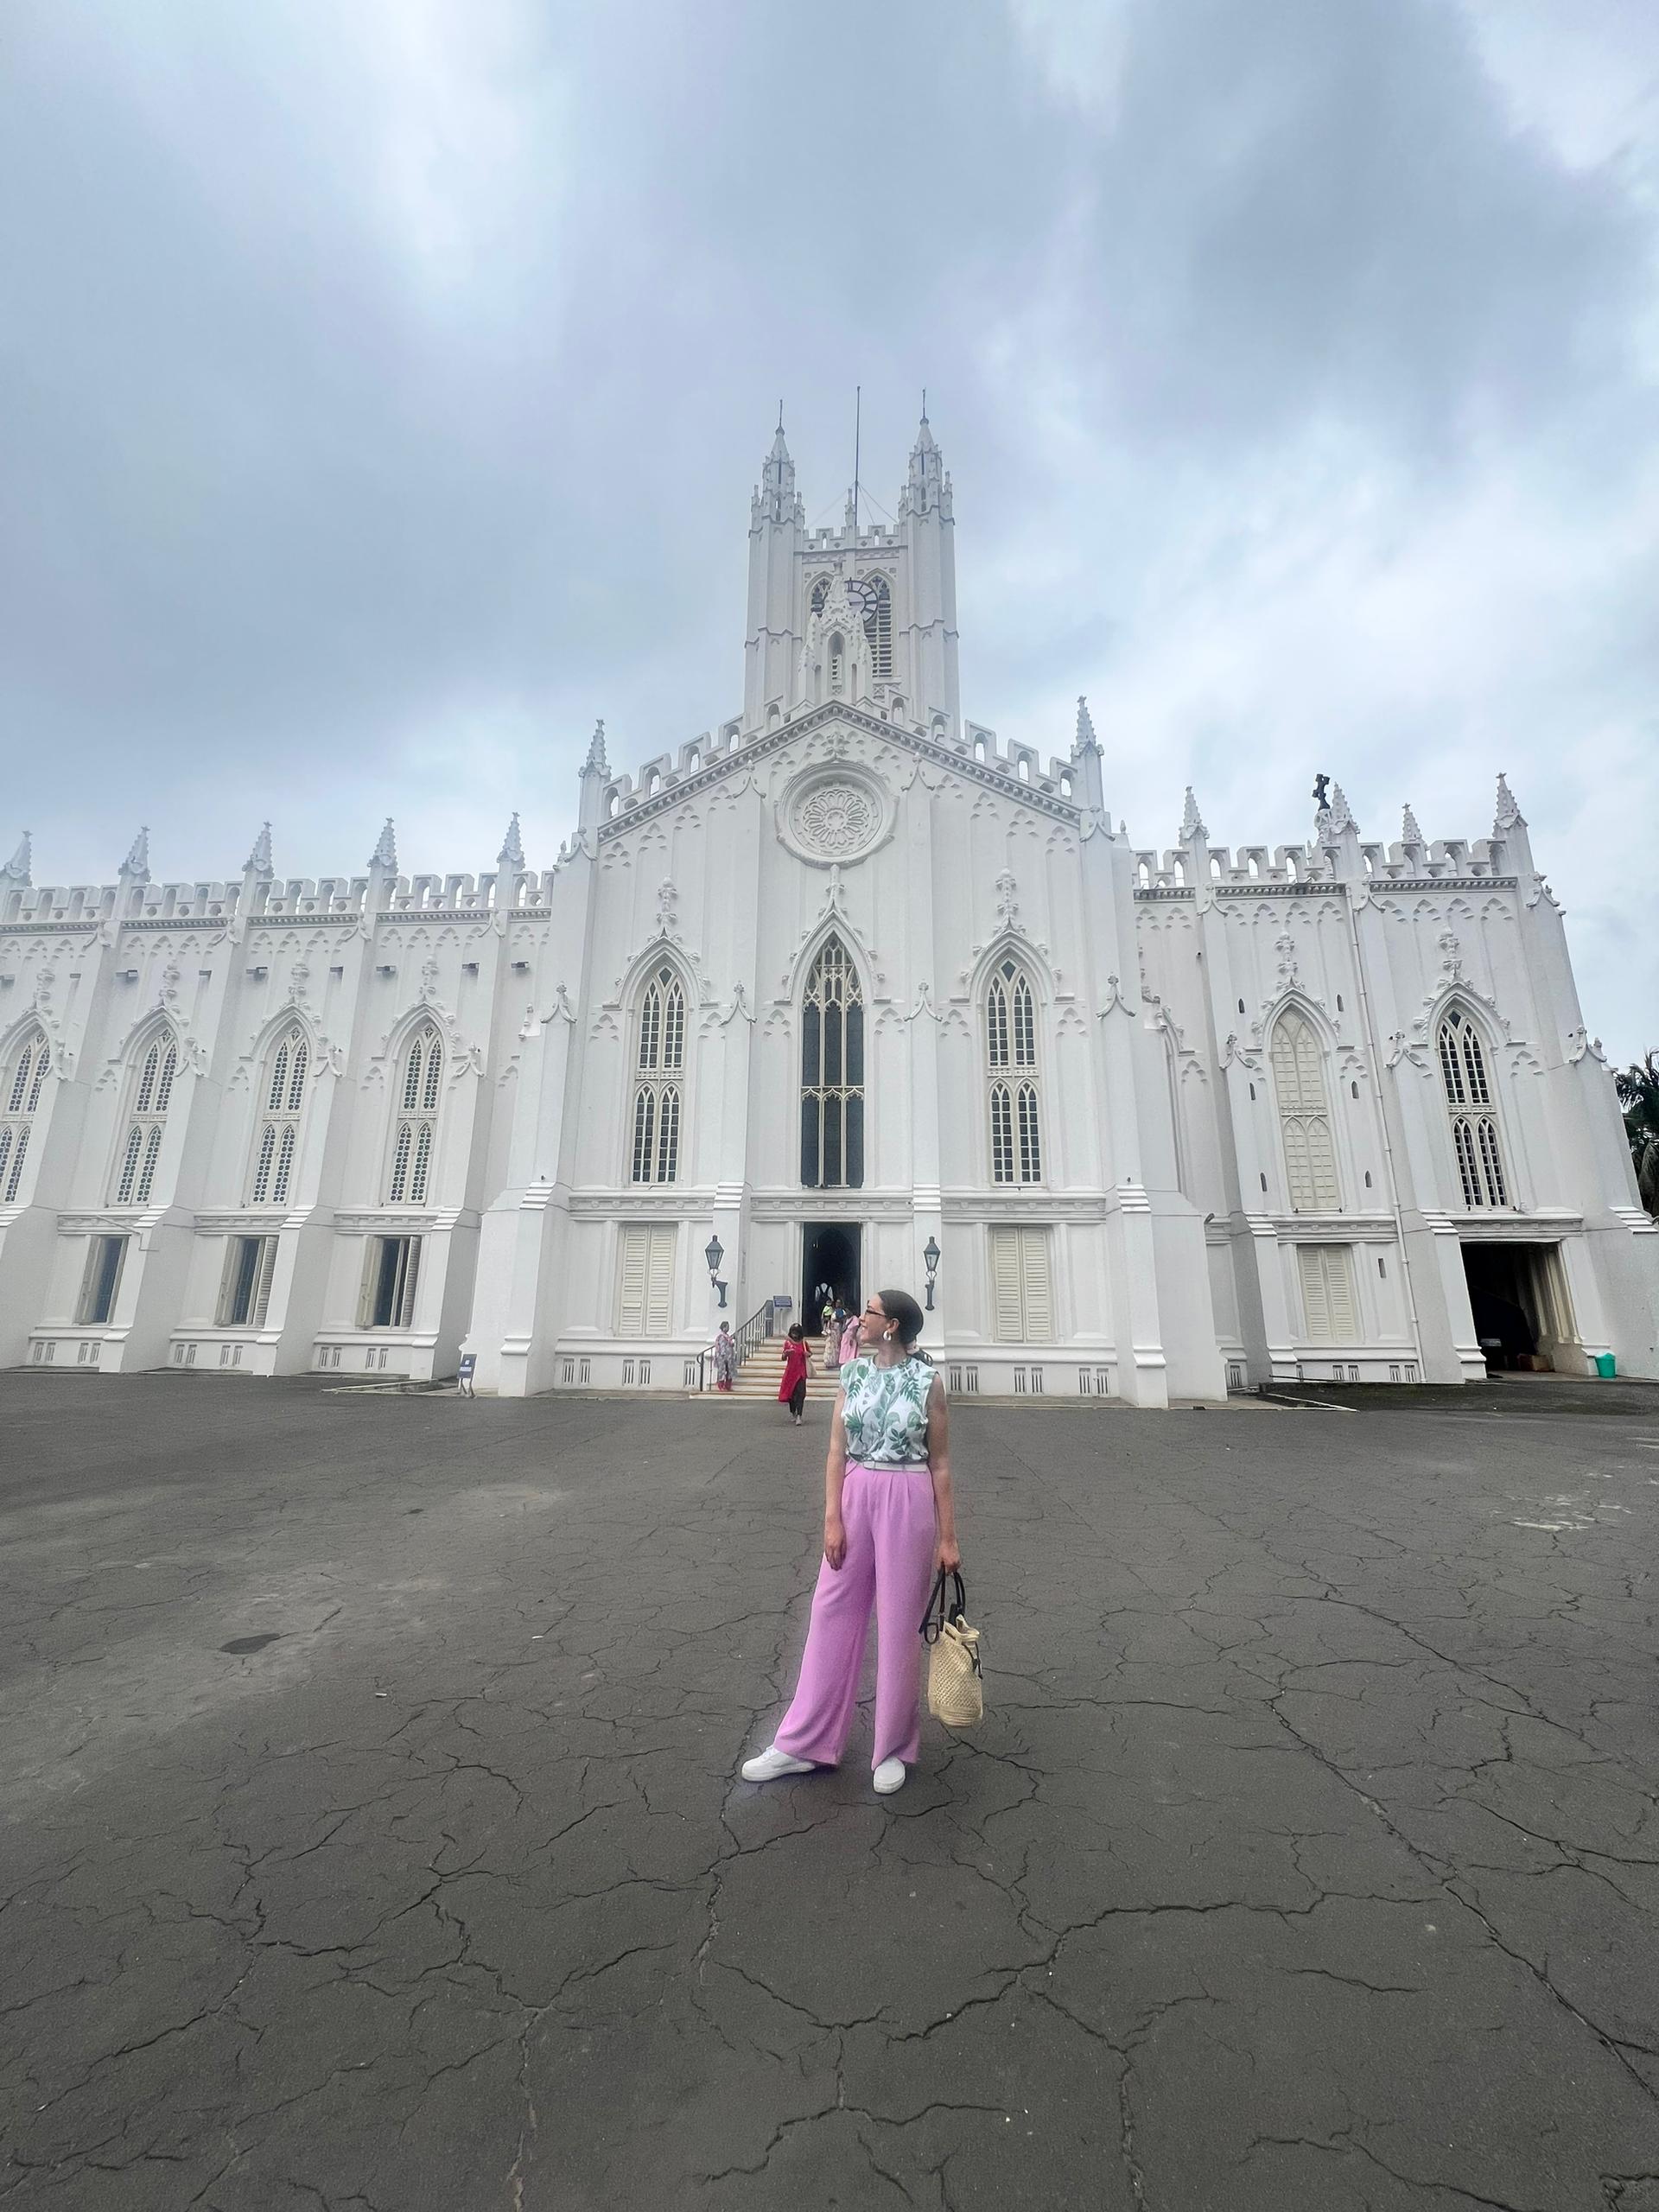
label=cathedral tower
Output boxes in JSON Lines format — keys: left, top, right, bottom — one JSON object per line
{"left": 741, "top": 410, "right": 960, "bottom": 736}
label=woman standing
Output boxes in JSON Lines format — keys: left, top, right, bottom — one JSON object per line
{"left": 742, "top": 1288, "right": 959, "bottom": 1796}
{"left": 824, "top": 1299, "right": 849, "bottom": 1374}
{"left": 711, "top": 1322, "right": 738, "bottom": 1392}
{"left": 778, "top": 1324, "right": 810, "bottom": 1425}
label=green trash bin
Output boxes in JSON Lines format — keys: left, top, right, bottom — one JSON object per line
{"left": 1593, "top": 1352, "right": 1617, "bottom": 1379}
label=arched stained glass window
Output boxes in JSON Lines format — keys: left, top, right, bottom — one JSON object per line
{"left": 801, "top": 937, "right": 864, "bottom": 1189}
{"left": 251, "top": 1024, "right": 308, "bottom": 1205}
{"left": 1269, "top": 1009, "right": 1339, "bottom": 1213}
{"left": 386, "top": 1023, "right": 442, "bottom": 1205}
{"left": 987, "top": 959, "right": 1041, "bottom": 1183}
{"left": 111, "top": 1029, "right": 178, "bottom": 1205}
{"left": 1437, "top": 1007, "right": 1508, "bottom": 1207}
{"left": 0, "top": 1028, "right": 50, "bottom": 1205}
{"left": 630, "top": 963, "right": 685, "bottom": 1184}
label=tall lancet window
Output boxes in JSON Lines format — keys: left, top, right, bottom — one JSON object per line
{"left": 0, "top": 1028, "right": 50, "bottom": 1205}
{"left": 250, "top": 1024, "right": 308, "bottom": 1206}
{"left": 801, "top": 937, "right": 864, "bottom": 1189}
{"left": 987, "top": 959, "right": 1042, "bottom": 1184}
{"left": 386, "top": 1023, "right": 442, "bottom": 1205}
{"left": 1269, "top": 1008, "right": 1339, "bottom": 1212}
{"left": 630, "top": 963, "right": 685, "bottom": 1185}
{"left": 848, "top": 575, "right": 892, "bottom": 677}
{"left": 111, "top": 1028, "right": 179, "bottom": 1206}
{"left": 828, "top": 632, "right": 846, "bottom": 696}
{"left": 1437, "top": 1007, "right": 1508, "bottom": 1207}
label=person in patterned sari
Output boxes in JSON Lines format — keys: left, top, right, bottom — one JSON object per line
{"left": 741, "top": 1288, "right": 960, "bottom": 1796}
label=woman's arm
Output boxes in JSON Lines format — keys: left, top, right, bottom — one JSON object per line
{"left": 822, "top": 1397, "right": 850, "bottom": 1569}
{"left": 926, "top": 1376, "right": 960, "bottom": 1572}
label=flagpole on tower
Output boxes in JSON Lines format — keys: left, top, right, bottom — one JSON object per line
{"left": 852, "top": 385, "right": 861, "bottom": 540}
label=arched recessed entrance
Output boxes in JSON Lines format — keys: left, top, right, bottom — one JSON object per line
{"left": 802, "top": 1222, "right": 861, "bottom": 1332}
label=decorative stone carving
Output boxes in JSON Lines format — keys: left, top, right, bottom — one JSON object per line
{"left": 777, "top": 763, "right": 892, "bottom": 868}
{"left": 797, "top": 781, "right": 879, "bottom": 855}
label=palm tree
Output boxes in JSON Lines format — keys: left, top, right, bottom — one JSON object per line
{"left": 1616, "top": 1052, "right": 1659, "bottom": 1215}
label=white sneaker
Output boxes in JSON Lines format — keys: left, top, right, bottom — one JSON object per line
{"left": 873, "top": 1758, "right": 906, "bottom": 1795}
{"left": 741, "top": 1745, "right": 814, "bottom": 1783}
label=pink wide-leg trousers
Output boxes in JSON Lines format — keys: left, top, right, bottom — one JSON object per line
{"left": 773, "top": 1462, "right": 938, "bottom": 1770}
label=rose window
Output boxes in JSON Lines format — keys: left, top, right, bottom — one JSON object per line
{"left": 795, "top": 782, "right": 879, "bottom": 858}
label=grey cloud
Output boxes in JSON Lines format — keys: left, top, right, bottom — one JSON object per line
{"left": 0, "top": 0, "right": 1654, "bottom": 1054}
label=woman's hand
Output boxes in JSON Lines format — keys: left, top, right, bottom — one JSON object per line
{"left": 823, "top": 1513, "right": 848, "bottom": 1571}
{"left": 936, "top": 1535, "right": 961, "bottom": 1573}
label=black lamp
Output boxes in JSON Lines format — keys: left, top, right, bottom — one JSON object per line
{"left": 705, "top": 1233, "right": 728, "bottom": 1309}
{"left": 923, "top": 1234, "right": 941, "bottom": 1311}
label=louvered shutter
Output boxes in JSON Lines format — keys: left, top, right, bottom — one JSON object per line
{"left": 1298, "top": 1245, "right": 1332, "bottom": 1340}
{"left": 616, "top": 1228, "right": 649, "bottom": 1335}
{"left": 215, "top": 1241, "right": 241, "bottom": 1327}
{"left": 396, "top": 1237, "right": 422, "bottom": 1328}
{"left": 645, "top": 1226, "right": 676, "bottom": 1337}
{"left": 1322, "top": 1246, "right": 1357, "bottom": 1338}
{"left": 1019, "top": 1229, "right": 1053, "bottom": 1341}
{"left": 988, "top": 1230, "right": 1023, "bottom": 1340}
{"left": 251, "top": 1237, "right": 279, "bottom": 1327}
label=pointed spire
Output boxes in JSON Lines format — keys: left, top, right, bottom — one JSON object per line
{"left": 369, "top": 817, "right": 397, "bottom": 872}
{"left": 1401, "top": 804, "right": 1423, "bottom": 846}
{"left": 3, "top": 830, "right": 30, "bottom": 885}
{"left": 1074, "top": 696, "right": 1100, "bottom": 754}
{"left": 1494, "top": 772, "right": 1523, "bottom": 830}
{"left": 120, "top": 825, "right": 150, "bottom": 879}
{"left": 245, "top": 821, "right": 273, "bottom": 875}
{"left": 582, "top": 717, "right": 609, "bottom": 777}
{"left": 498, "top": 810, "right": 524, "bottom": 869}
{"left": 1318, "top": 782, "right": 1356, "bottom": 844}
{"left": 906, "top": 408, "right": 946, "bottom": 515}
{"left": 755, "top": 411, "right": 797, "bottom": 525}
{"left": 1179, "top": 786, "right": 1207, "bottom": 843}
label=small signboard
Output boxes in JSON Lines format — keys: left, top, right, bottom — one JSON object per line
{"left": 457, "top": 1351, "right": 477, "bottom": 1397}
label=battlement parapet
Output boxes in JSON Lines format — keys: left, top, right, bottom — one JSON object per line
{"left": 0, "top": 865, "right": 565, "bottom": 931}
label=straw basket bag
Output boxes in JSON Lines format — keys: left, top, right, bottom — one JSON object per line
{"left": 920, "top": 1567, "right": 983, "bottom": 1730}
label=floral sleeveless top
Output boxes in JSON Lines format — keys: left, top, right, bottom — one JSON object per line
{"left": 840, "top": 1355, "right": 934, "bottom": 1467}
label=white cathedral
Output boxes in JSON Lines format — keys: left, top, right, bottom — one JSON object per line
{"left": 2, "top": 415, "right": 1655, "bottom": 1401}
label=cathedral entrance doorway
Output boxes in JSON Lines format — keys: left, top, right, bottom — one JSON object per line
{"left": 1460, "top": 1240, "right": 1580, "bottom": 1373}
{"left": 802, "top": 1223, "right": 861, "bottom": 1334}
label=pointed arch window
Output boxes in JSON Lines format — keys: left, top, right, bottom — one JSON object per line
{"left": 0, "top": 1027, "right": 50, "bottom": 1205}
{"left": 987, "top": 959, "right": 1041, "bottom": 1183}
{"left": 847, "top": 575, "right": 892, "bottom": 677}
{"left": 801, "top": 937, "right": 864, "bottom": 1188}
{"left": 249, "top": 1024, "right": 308, "bottom": 1205}
{"left": 1437, "top": 1007, "right": 1508, "bottom": 1207}
{"left": 111, "top": 1029, "right": 179, "bottom": 1206}
{"left": 1269, "top": 1008, "right": 1339, "bottom": 1212}
{"left": 386, "top": 1023, "right": 442, "bottom": 1205}
{"left": 630, "top": 964, "right": 684, "bottom": 1184}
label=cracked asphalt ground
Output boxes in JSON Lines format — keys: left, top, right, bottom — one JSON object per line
{"left": 4, "top": 1378, "right": 1659, "bottom": 2212}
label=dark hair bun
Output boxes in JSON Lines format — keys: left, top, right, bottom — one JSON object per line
{"left": 877, "top": 1288, "right": 925, "bottom": 1346}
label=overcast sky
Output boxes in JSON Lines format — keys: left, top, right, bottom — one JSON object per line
{"left": 3, "top": 0, "right": 1656, "bottom": 1058}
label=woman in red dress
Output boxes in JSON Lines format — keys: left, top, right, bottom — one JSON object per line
{"left": 778, "top": 1324, "right": 810, "bottom": 1426}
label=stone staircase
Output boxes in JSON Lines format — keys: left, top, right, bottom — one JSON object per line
{"left": 719, "top": 1335, "right": 842, "bottom": 1402}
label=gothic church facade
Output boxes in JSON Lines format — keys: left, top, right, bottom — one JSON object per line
{"left": 2, "top": 417, "right": 1654, "bottom": 1397}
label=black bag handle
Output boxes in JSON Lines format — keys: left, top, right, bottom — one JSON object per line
{"left": 919, "top": 1567, "right": 967, "bottom": 1643}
